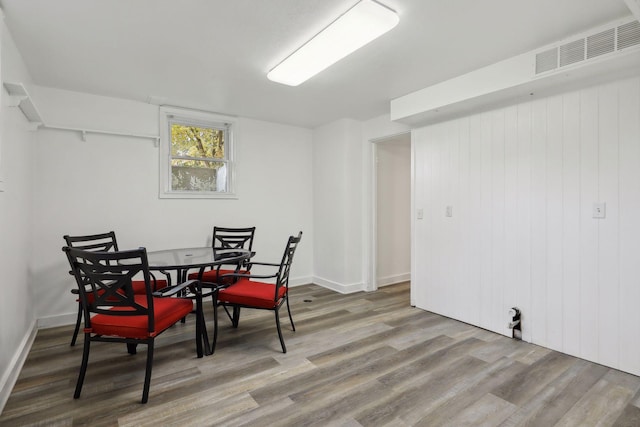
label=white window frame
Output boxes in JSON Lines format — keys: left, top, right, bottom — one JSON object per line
{"left": 159, "top": 106, "right": 237, "bottom": 199}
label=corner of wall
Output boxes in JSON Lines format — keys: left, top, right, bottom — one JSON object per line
{"left": 312, "top": 276, "right": 365, "bottom": 294}
{"left": 0, "top": 318, "right": 37, "bottom": 415}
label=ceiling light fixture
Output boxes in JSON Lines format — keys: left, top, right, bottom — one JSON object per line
{"left": 267, "top": 0, "right": 399, "bottom": 86}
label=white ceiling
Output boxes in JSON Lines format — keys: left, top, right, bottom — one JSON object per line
{"left": 0, "top": 0, "right": 632, "bottom": 128}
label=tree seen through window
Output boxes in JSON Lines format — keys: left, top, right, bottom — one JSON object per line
{"left": 170, "top": 124, "right": 227, "bottom": 192}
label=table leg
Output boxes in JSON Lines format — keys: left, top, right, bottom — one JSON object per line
{"left": 197, "top": 285, "right": 218, "bottom": 356}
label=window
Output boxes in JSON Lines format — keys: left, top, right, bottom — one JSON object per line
{"left": 159, "top": 107, "right": 236, "bottom": 199}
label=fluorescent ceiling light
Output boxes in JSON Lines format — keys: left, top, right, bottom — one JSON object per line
{"left": 267, "top": 0, "right": 399, "bottom": 86}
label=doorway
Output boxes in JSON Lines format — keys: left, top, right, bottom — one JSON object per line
{"left": 373, "top": 133, "right": 411, "bottom": 290}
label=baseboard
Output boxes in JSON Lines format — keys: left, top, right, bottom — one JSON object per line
{"left": 312, "top": 276, "right": 364, "bottom": 294}
{"left": 377, "top": 272, "right": 410, "bottom": 287}
{"left": 37, "top": 312, "right": 77, "bottom": 329}
{"left": 0, "top": 318, "right": 37, "bottom": 415}
{"left": 288, "top": 276, "right": 313, "bottom": 287}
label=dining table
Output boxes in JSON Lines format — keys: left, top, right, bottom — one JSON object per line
{"left": 144, "top": 246, "right": 254, "bottom": 356}
{"left": 145, "top": 246, "right": 253, "bottom": 284}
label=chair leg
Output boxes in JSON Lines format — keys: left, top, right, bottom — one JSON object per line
{"left": 222, "top": 304, "right": 234, "bottom": 323}
{"left": 74, "top": 335, "right": 91, "bottom": 399}
{"left": 286, "top": 294, "right": 296, "bottom": 332}
{"left": 275, "top": 310, "right": 287, "bottom": 353}
{"left": 211, "top": 291, "right": 218, "bottom": 355}
{"left": 127, "top": 343, "right": 138, "bottom": 355}
{"left": 141, "top": 340, "right": 154, "bottom": 404}
{"left": 195, "top": 295, "right": 204, "bottom": 358}
{"left": 232, "top": 306, "right": 241, "bottom": 328}
{"left": 195, "top": 291, "right": 219, "bottom": 356}
{"left": 70, "top": 302, "right": 82, "bottom": 346}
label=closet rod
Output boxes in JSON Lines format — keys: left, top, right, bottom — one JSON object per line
{"left": 43, "top": 124, "right": 160, "bottom": 145}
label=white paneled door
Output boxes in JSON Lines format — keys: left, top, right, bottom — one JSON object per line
{"left": 413, "top": 76, "right": 640, "bottom": 376}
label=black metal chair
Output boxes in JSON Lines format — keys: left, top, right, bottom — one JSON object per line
{"left": 217, "top": 231, "right": 302, "bottom": 353}
{"left": 64, "top": 232, "right": 168, "bottom": 346}
{"left": 63, "top": 246, "right": 206, "bottom": 403}
{"left": 187, "top": 226, "right": 256, "bottom": 285}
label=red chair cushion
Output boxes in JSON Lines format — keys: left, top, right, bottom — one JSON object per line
{"left": 131, "top": 279, "right": 168, "bottom": 294}
{"left": 187, "top": 269, "right": 248, "bottom": 283}
{"left": 76, "top": 279, "right": 168, "bottom": 303}
{"left": 218, "top": 278, "right": 287, "bottom": 309}
{"left": 88, "top": 295, "right": 193, "bottom": 338}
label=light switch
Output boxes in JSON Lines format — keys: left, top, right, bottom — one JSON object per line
{"left": 445, "top": 206, "right": 453, "bottom": 217}
{"left": 417, "top": 208, "right": 424, "bottom": 220}
{"left": 593, "top": 202, "right": 606, "bottom": 219}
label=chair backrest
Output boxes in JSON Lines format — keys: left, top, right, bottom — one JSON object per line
{"left": 276, "top": 231, "right": 303, "bottom": 290}
{"left": 63, "top": 246, "right": 156, "bottom": 331}
{"left": 213, "top": 227, "right": 255, "bottom": 251}
{"left": 63, "top": 231, "right": 120, "bottom": 252}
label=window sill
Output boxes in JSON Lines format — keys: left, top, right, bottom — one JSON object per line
{"left": 159, "top": 191, "right": 238, "bottom": 200}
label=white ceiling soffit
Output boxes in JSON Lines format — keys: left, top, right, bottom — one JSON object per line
{"left": 624, "top": 0, "right": 640, "bottom": 21}
{"left": 391, "top": 16, "right": 640, "bottom": 127}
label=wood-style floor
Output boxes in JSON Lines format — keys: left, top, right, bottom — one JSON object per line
{"left": 2, "top": 282, "right": 640, "bottom": 426}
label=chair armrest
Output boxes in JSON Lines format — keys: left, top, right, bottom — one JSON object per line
{"left": 219, "top": 260, "right": 281, "bottom": 282}
{"left": 153, "top": 279, "right": 201, "bottom": 297}
{"left": 219, "top": 272, "right": 278, "bottom": 281}
{"left": 248, "top": 261, "right": 280, "bottom": 268}
{"left": 218, "top": 272, "right": 252, "bottom": 282}
{"left": 198, "top": 281, "right": 221, "bottom": 298}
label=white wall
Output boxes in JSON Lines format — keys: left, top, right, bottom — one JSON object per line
{"left": 312, "top": 119, "right": 363, "bottom": 293}
{"left": 376, "top": 137, "right": 411, "bottom": 286}
{"left": 0, "top": 19, "right": 37, "bottom": 412}
{"left": 29, "top": 89, "right": 314, "bottom": 327}
{"left": 413, "top": 75, "right": 640, "bottom": 376}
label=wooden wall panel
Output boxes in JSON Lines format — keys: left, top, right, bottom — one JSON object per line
{"left": 546, "top": 95, "right": 564, "bottom": 351}
{"left": 412, "top": 76, "right": 640, "bottom": 376}
{"left": 479, "top": 113, "right": 494, "bottom": 330}
{"left": 457, "top": 117, "right": 474, "bottom": 325}
{"left": 412, "top": 128, "right": 429, "bottom": 313}
{"left": 442, "top": 121, "right": 457, "bottom": 318}
{"left": 515, "top": 102, "right": 533, "bottom": 343}
{"left": 530, "top": 98, "right": 548, "bottom": 347}
{"left": 490, "top": 110, "right": 506, "bottom": 334}
{"left": 503, "top": 105, "right": 519, "bottom": 337}
{"left": 561, "top": 91, "right": 581, "bottom": 358}
{"left": 427, "top": 125, "right": 444, "bottom": 314}
{"left": 618, "top": 77, "right": 640, "bottom": 375}
{"left": 597, "top": 82, "right": 620, "bottom": 369}
{"left": 467, "top": 116, "right": 483, "bottom": 326}
{"left": 578, "top": 86, "right": 600, "bottom": 364}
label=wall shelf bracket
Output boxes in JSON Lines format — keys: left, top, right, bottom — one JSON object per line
{"left": 3, "top": 82, "right": 44, "bottom": 130}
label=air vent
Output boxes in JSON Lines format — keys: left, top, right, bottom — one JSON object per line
{"left": 618, "top": 20, "right": 640, "bottom": 50}
{"left": 535, "top": 18, "right": 640, "bottom": 75}
{"left": 535, "top": 48, "right": 558, "bottom": 74}
{"left": 587, "top": 28, "right": 615, "bottom": 59}
{"left": 559, "top": 39, "right": 585, "bottom": 67}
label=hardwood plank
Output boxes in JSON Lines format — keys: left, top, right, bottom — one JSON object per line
{"left": 555, "top": 380, "right": 632, "bottom": 426}
{"left": 491, "top": 350, "right": 575, "bottom": 406}
{"left": 498, "top": 359, "right": 608, "bottom": 426}
{"left": 447, "top": 393, "right": 517, "bottom": 426}
{"left": 413, "top": 357, "right": 528, "bottom": 426}
{"left": 613, "top": 404, "right": 640, "bottom": 427}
